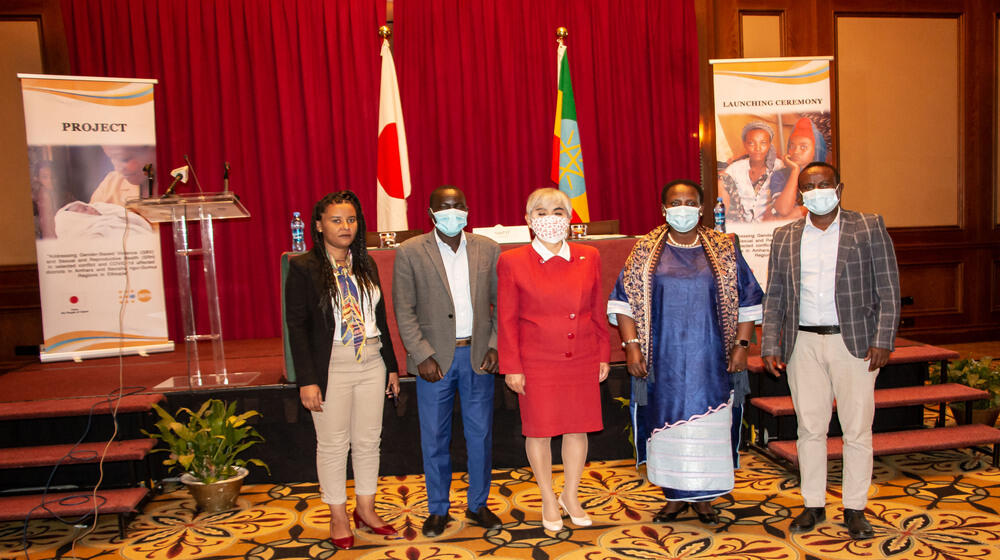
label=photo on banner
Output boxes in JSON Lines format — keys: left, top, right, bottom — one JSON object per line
{"left": 19, "top": 74, "right": 172, "bottom": 362}
{"left": 711, "top": 57, "right": 833, "bottom": 286}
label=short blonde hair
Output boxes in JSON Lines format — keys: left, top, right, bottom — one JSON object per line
{"left": 525, "top": 187, "right": 572, "bottom": 215}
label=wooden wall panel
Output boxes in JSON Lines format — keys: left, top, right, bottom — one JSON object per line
{"left": 740, "top": 13, "right": 782, "bottom": 57}
{"left": 993, "top": 258, "right": 1000, "bottom": 314}
{"left": 0, "top": 1, "right": 67, "bottom": 362}
{"left": 0, "top": 264, "right": 41, "bottom": 361}
{"left": 836, "top": 16, "right": 960, "bottom": 228}
{"left": 897, "top": 262, "right": 963, "bottom": 316}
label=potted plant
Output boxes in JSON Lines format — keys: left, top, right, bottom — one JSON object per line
{"left": 144, "top": 399, "right": 269, "bottom": 513}
{"left": 931, "top": 356, "right": 1000, "bottom": 427}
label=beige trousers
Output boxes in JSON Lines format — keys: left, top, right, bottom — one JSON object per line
{"left": 786, "top": 331, "right": 877, "bottom": 510}
{"left": 311, "top": 339, "right": 386, "bottom": 505}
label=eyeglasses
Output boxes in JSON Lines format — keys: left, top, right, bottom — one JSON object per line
{"left": 799, "top": 181, "right": 841, "bottom": 192}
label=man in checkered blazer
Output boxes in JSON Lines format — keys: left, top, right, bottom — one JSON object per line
{"left": 761, "top": 162, "right": 900, "bottom": 540}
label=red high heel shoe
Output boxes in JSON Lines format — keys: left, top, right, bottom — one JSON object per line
{"left": 353, "top": 509, "right": 398, "bottom": 536}
{"left": 330, "top": 534, "right": 354, "bottom": 550}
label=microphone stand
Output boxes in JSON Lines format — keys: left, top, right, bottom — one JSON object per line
{"left": 143, "top": 163, "right": 154, "bottom": 198}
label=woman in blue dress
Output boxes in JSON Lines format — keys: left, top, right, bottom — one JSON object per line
{"left": 608, "top": 180, "right": 763, "bottom": 524}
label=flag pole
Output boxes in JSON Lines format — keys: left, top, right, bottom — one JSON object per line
{"left": 378, "top": 25, "right": 391, "bottom": 39}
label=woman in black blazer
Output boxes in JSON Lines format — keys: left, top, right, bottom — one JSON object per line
{"left": 285, "top": 190, "right": 400, "bottom": 549}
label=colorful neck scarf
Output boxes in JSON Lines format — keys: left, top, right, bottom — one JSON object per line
{"left": 621, "top": 225, "right": 739, "bottom": 404}
{"left": 334, "top": 264, "right": 366, "bottom": 362}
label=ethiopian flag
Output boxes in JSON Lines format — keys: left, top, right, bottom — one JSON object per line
{"left": 551, "top": 41, "right": 590, "bottom": 223}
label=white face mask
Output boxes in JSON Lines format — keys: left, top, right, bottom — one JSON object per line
{"left": 664, "top": 205, "right": 700, "bottom": 232}
{"left": 802, "top": 188, "right": 840, "bottom": 215}
{"left": 529, "top": 214, "right": 570, "bottom": 243}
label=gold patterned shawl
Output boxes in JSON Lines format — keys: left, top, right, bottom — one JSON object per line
{"left": 621, "top": 225, "right": 740, "bottom": 404}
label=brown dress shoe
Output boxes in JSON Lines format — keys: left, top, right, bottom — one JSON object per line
{"left": 789, "top": 507, "right": 826, "bottom": 533}
{"left": 843, "top": 508, "right": 874, "bottom": 540}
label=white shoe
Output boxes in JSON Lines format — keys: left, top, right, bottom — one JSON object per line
{"left": 558, "top": 494, "right": 592, "bottom": 527}
{"left": 541, "top": 516, "right": 563, "bottom": 532}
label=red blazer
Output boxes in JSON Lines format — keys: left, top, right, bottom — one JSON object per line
{"left": 497, "top": 243, "right": 611, "bottom": 373}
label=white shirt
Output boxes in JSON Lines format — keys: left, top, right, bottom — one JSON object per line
{"left": 435, "top": 230, "right": 474, "bottom": 338}
{"left": 532, "top": 237, "right": 571, "bottom": 263}
{"left": 799, "top": 211, "right": 840, "bottom": 326}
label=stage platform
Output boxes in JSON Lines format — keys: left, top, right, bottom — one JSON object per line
{"left": 0, "top": 338, "right": 290, "bottom": 403}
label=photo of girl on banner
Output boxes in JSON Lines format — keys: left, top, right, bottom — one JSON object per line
{"left": 716, "top": 112, "right": 831, "bottom": 224}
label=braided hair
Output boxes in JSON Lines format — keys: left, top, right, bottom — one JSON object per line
{"left": 309, "top": 190, "right": 378, "bottom": 315}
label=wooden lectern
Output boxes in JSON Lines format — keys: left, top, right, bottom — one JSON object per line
{"left": 128, "top": 193, "right": 259, "bottom": 390}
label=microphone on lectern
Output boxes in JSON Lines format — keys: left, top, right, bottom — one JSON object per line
{"left": 161, "top": 165, "right": 189, "bottom": 197}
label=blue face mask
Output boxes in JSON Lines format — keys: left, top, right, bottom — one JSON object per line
{"left": 802, "top": 188, "right": 839, "bottom": 215}
{"left": 432, "top": 208, "right": 468, "bottom": 237}
{"left": 664, "top": 205, "right": 700, "bottom": 232}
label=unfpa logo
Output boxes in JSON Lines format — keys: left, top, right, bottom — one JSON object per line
{"left": 118, "top": 289, "right": 153, "bottom": 304}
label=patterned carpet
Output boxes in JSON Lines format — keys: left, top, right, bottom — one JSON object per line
{"left": 4, "top": 444, "right": 1000, "bottom": 560}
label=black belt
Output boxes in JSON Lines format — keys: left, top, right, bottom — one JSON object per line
{"left": 799, "top": 325, "right": 841, "bottom": 335}
{"left": 455, "top": 338, "right": 472, "bottom": 347}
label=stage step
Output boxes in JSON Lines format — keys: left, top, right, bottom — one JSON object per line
{"left": 767, "top": 424, "right": 1000, "bottom": 466}
{"left": 0, "top": 393, "right": 164, "bottom": 421}
{"left": 0, "top": 439, "right": 155, "bottom": 469}
{"left": 749, "top": 383, "right": 988, "bottom": 417}
{"left": 0, "top": 487, "right": 149, "bottom": 536}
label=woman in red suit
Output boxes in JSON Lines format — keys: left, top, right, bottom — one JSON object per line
{"left": 498, "top": 187, "right": 610, "bottom": 532}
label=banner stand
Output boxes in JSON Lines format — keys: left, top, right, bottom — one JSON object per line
{"left": 129, "top": 192, "right": 258, "bottom": 390}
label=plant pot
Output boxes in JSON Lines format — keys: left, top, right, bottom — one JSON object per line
{"left": 180, "top": 467, "right": 248, "bottom": 513}
{"left": 949, "top": 404, "right": 1000, "bottom": 427}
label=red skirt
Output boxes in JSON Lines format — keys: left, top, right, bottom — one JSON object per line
{"left": 518, "top": 357, "right": 603, "bottom": 437}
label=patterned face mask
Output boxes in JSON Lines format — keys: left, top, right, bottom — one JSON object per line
{"left": 529, "top": 214, "right": 570, "bottom": 244}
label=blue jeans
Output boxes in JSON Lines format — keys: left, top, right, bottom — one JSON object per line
{"left": 416, "top": 346, "right": 494, "bottom": 515}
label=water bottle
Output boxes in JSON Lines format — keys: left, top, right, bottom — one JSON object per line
{"left": 713, "top": 197, "right": 726, "bottom": 233}
{"left": 290, "top": 212, "right": 306, "bottom": 252}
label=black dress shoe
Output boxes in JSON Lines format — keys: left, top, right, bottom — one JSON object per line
{"left": 843, "top": 508, "right": 874, "bottom": 540}
{"left": 789, "top": 507, "right": 826, "bottom": 533}
{"left": 653, "top": 502, "right": 688, "bottom": 523}
{"left": 422, "top": 514, "right": 452, "bottom": 537}
{"left": 692, "top": 503, "right": 719, "bottom": 525}
{"left": 465, "top": 506, "right": 502, "bottom": 530}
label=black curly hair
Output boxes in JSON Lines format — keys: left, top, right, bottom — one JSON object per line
{"left": 309, "top": 190, "right": 377, "bottom": 314}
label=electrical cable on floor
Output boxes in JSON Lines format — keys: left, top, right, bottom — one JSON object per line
{"left": 18, "top": 386, "right": 146, "bottom": 559}
{"left": 16, "top": 205, "right": 145, "bottom": 560}
{"left": 74, "top": 204, "right": 135, "bottom": 556}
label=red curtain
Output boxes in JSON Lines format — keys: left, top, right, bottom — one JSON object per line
{"left": 61, "top": 0, "right": 385, "bottom": 341}
{"left": 394, "top": 0, "right": 699, "bottom": 235}
{"left": 60, "top": 0, "right": 698, "bottom": 341}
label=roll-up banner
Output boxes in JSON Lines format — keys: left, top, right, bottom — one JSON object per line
{"left": 710, "top": 57, "right": 834, "bottom": 286}
{"left": 18, "top": 74, "right": 173, "bottom": 362}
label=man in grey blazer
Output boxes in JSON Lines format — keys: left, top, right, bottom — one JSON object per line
{"left": 393, "top": 185, "right": 502, "bottom": 537}
{"left": 762, "top": 162, "right": 900, "bottom": 540}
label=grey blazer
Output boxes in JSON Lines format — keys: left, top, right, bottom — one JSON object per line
{"left": 761, "top": 208, "right": 901, "bottom": 362}
{"left": 392, "top": 231, "right": 500, "bottom": 374}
